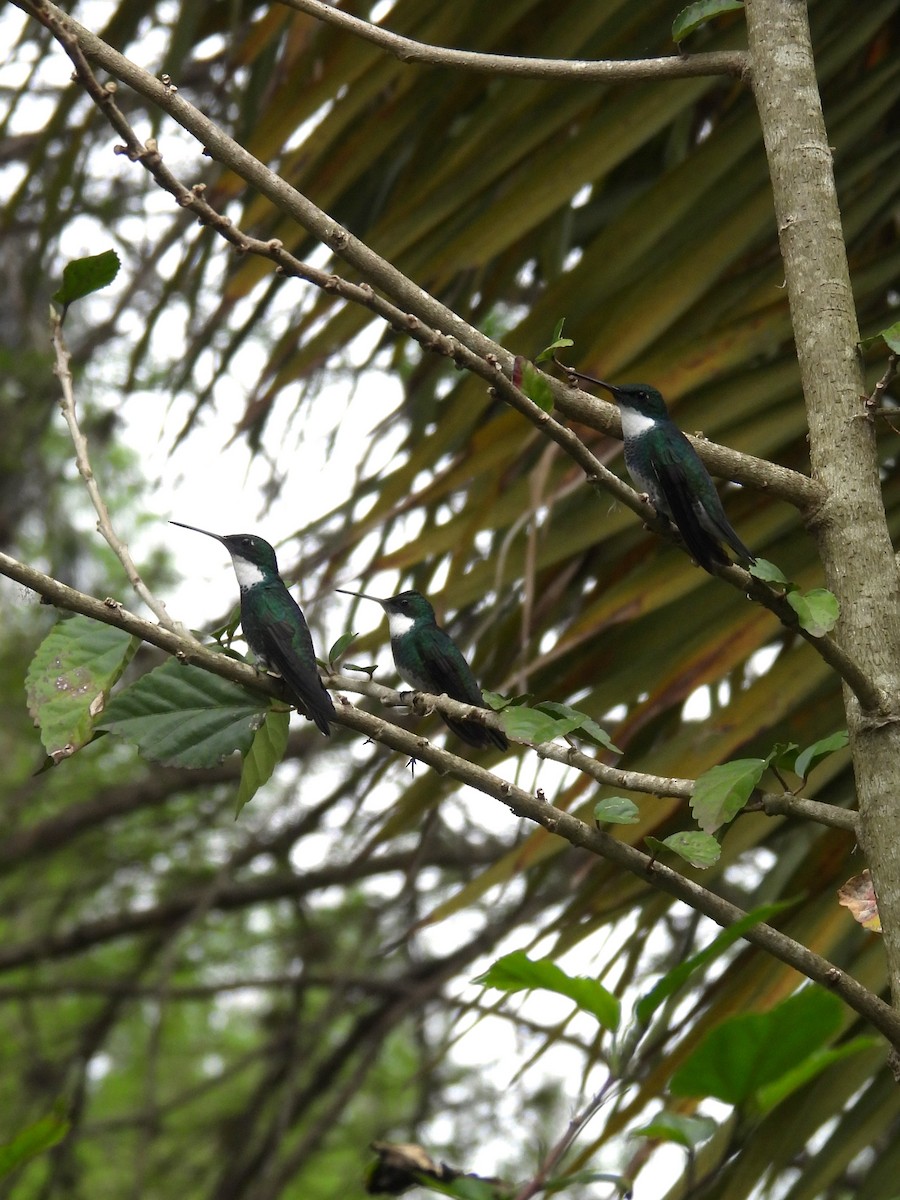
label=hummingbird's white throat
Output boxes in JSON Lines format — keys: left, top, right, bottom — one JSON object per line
{"left": 617, "top": 405, "right": 656, "bottom": 437}
{"left": 230, "top": 555, "right": 266, "bottom": 588}
{"left": 388, "top": 611, "right": 416, "bottom": 637}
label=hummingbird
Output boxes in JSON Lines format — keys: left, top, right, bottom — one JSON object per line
{"left": 171, "top": 522, "right": 335, "bottom": 735}
{"left": 336, "top": 588, "right": 508, "bottom": 751}
{"left": 564, "top": 368, "right": 755, "bottom": 573}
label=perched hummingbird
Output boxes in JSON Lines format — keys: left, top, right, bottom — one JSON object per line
{"left": 565, "top": 368, "right": 755, "bottom": 573}
{"left": 171, "top": 522, "right": 335, "bottom": 735}
{"left": 336, "top": 588, "right": 508, "bottom": 751}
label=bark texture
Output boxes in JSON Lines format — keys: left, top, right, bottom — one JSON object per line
{"left": 746, "top": 0, "right": 900, "bottom": 1001}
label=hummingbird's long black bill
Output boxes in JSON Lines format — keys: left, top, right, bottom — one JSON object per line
{"left": 336, "top": 587, "right": 387, "bottom": 605}
{"left": 554, "top": 361, "right": 621, "bottom": 399}
{"left": 170, "top": 520, "right": 228, "bottom": 544}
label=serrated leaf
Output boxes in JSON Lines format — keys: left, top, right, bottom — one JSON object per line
{"left": 98, "top": 659, "right": 268, "bottom": 768}
{"left": 512, "top": 356, "right": 554, "bottom": 412}
{"left": 670, "top": 988, "right": 843, "bottom": 1105}
{"left": 52, "top": 249, "right": 120, "bottom": 308}
{"left": 635, "top": 899, "right": 796, "bottom": 1024}
{"left": 0, "top": 1107, "right": 70, "bottom": 1179}
{"left": 794, "top": 730, "right": 848, "bottom": 781}
{"left": 787, "top": 588, "right": 839, "bottom": 637}
{"left": 498, "top": 706, "right": 579, "bottom": 743}
{"left": 537, "top": 702, "right": 621, "bottom": 753}
{"left": 748, "top": 557, "right": 788, "bottom": 584}
{"left": 633, "top": 1113, "right": 717, "bottom": 1149}
{"left": 25, "top": 616, "right": 138, "bottom": 762}
{"left": 672, "top": 0, "right": 744, "bottom": 44}
{"left": 646, "top": 832, "right": 721, "bottom": 868}
{"left": 879, "top": 319, "right": 900, "bottom": 353}
{"left": 594, "top": 796, "right": 640, "bottom": 825}
{"left": 691, "top": 758, "right": 767, "bottom": 833}
{"left": 235, "top": 708, "right": 290, "bottom": 816}
{"left": 474, "top": 950, "right": 620, "bottom": 1032}
{"left": 327, "top": 630, "right": 358, "bottom": 666}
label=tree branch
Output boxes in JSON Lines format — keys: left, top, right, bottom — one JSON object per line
{"left": 49, "top": 308, "right": 190, "bottom": 634}
{"left": 278, "top": 0, "right": 749, "bottom": 82}
{"left": 2, "top": 546, "right": 891, "bottom": 1039}
{"left": 14, "top": 0, "right": 822, "bottom": 516}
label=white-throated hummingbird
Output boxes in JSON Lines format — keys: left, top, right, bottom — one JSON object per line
{"left": 337, "top": 588, "right": 508, "bottom": 751}
{"left": 171, "top": 522, "right": 335, "bottom": 735}
{"left": 564, "top": 368, "right": 755, "bottom": 573}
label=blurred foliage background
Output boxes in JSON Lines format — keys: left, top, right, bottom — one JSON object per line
{"left": 3, "top": 0, "right": 900, "bottom": 1196}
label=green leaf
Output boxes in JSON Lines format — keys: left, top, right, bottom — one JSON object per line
{"left": 769, "top": 741, "right": 800, "bottom": 772}
{"left": 52, "top": 249, "right": 120, "bottom": 309}
{"left": 672, "top": 0, "right": 744, "bottom": 44}
{"left": 635, "top": 899, "right": 797, "bottom": 1024}
{"left": 646, "top": 832, "right": 721, "bottom": 869}
{"left": 0, "top": 1107, "right": 70, "bottom": 1179}
{"left": 633, "top": 1112, "right": 717, "bottom": 1149}
{"left": 235, "top": 707, "right": 290, "bottom": 816}
{"left": 327, "top": 630, "right": 358, "bottom": 667}
{"left": 537, "top": 702, "right": 622, "bottom": 753}
{"left": 748, "top": 557, "right": 788, "bottom": 584}
{"left": 498, "top": 705, "right": 578, "bottom": 743}
{"left": 787, "top": 588, "right": 840, "bottom": 637}
{"left": 755, "top": 1036, "right": 878, "bottom": 1114}
{"left": 594, "top": 796, "right": 640, "bottom": 825}
{"left": 690, "top": 758, "right": 767, "bottom": 833}
{"left": 534, "top": 318, "right": 575, "bottom": 364}
{"left": 25, "top": 615, "right": 138, "bottom": 762}
{"left": 670, "top": 988, "right": 843, "bottom": 1105}
{"left": 342, "top": 662, "right": 378, "bottom": 679}
{"left": 98, "top": 659, "right": 269, "bottom": 768}
{"left": 512, "top": 356, "right": 554, "bottom": 412}
{"left": 794, "top": 730, "right": 849, "bottom": 781}
{"left": 474, "top": 950, "right": 620, "bottom": 1032}
{"left": 878, "top": 319, "right": 900, "bottom": 353}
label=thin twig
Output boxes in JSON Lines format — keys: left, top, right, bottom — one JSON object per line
{"left": 513, "top": 1075, "right": 619, "bottom": 1200}
{"left": 49, "top": 308, "right": 190, "bottom": 634}
{"left": 279, "top": 0, "right": 750, "bottom": 82}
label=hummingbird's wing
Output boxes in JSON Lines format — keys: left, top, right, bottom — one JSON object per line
{"left": 256, "top": 606, "right": 336, "bottom": 736}
{"left": 651, "top": 435, "right": 754, "bottom": 573}
{"left": 425, "top": 632, "right": 509, "bottom": 752}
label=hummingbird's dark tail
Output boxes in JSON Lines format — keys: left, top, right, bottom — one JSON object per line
{"left": 444, "top": 714, "right": 509, "bottom": 752}
{"left": 656, "top": 463, "right": 755, "bottom": 574}
{"left": 278, "top": 660, "right": 335, "bottom": 735}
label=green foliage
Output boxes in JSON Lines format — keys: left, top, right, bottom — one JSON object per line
{"left": 690, "top": 757, "right": 768, "bottom": 833}
{"left": 534, "top": 319, "right": 574, "bottom": 365}
{"left": 593, "top": 796, "right": 641, "bottom": 825}
{"left": 672, "top": 0, "right": 744, "bottom": 44}
{"left": 786, "top": 587, "right": 840, "bottom": 638}
{"left": 635, "top": 900, "right": 796, "bottom": 1024}
{"left": 98, "top": 659, "right": 269, "bottom": 767}
{"left": 497, "top": 701, "right": 619, "bottom": 750}
{"left": 25, "top": 615, "right": 137, "bottom": 761}
{"left": 645, "top": 831, "right": 721, "bottom": 869}
{"left": 326, "top": 630, "right": 358, "bottom": 668}
{"left": 235, "top": 707, "right": 290, "bottom": 815}
{"left": 475, "top": 950, "right": 620, "bottom": 1032}
{"left": 0, "top": 1108, "right": 70, "bottom": 1181}
{"left": 794, "top": 730, "right": 849, "bottom": 781}
{"left": 512, "top": 356, "right": 554, "bottom": 413}
{"left": 52, "top": 250, "right": 120, "bottom": 313}
{"left": 669, "top": 988, "right": 844, "bottom": 1106}
{"left": 633, "top": 1112, "right": 717, "bottom": 1150}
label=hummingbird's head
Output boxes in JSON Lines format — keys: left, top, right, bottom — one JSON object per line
{"left": 602, "top": 382, "right": 669, "bottom": 419}
{"left": 381, "top": 591, "right": 435, "bottom": 623}
{"left": 171, "top": 522, "right": 280, "bottom": 584}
